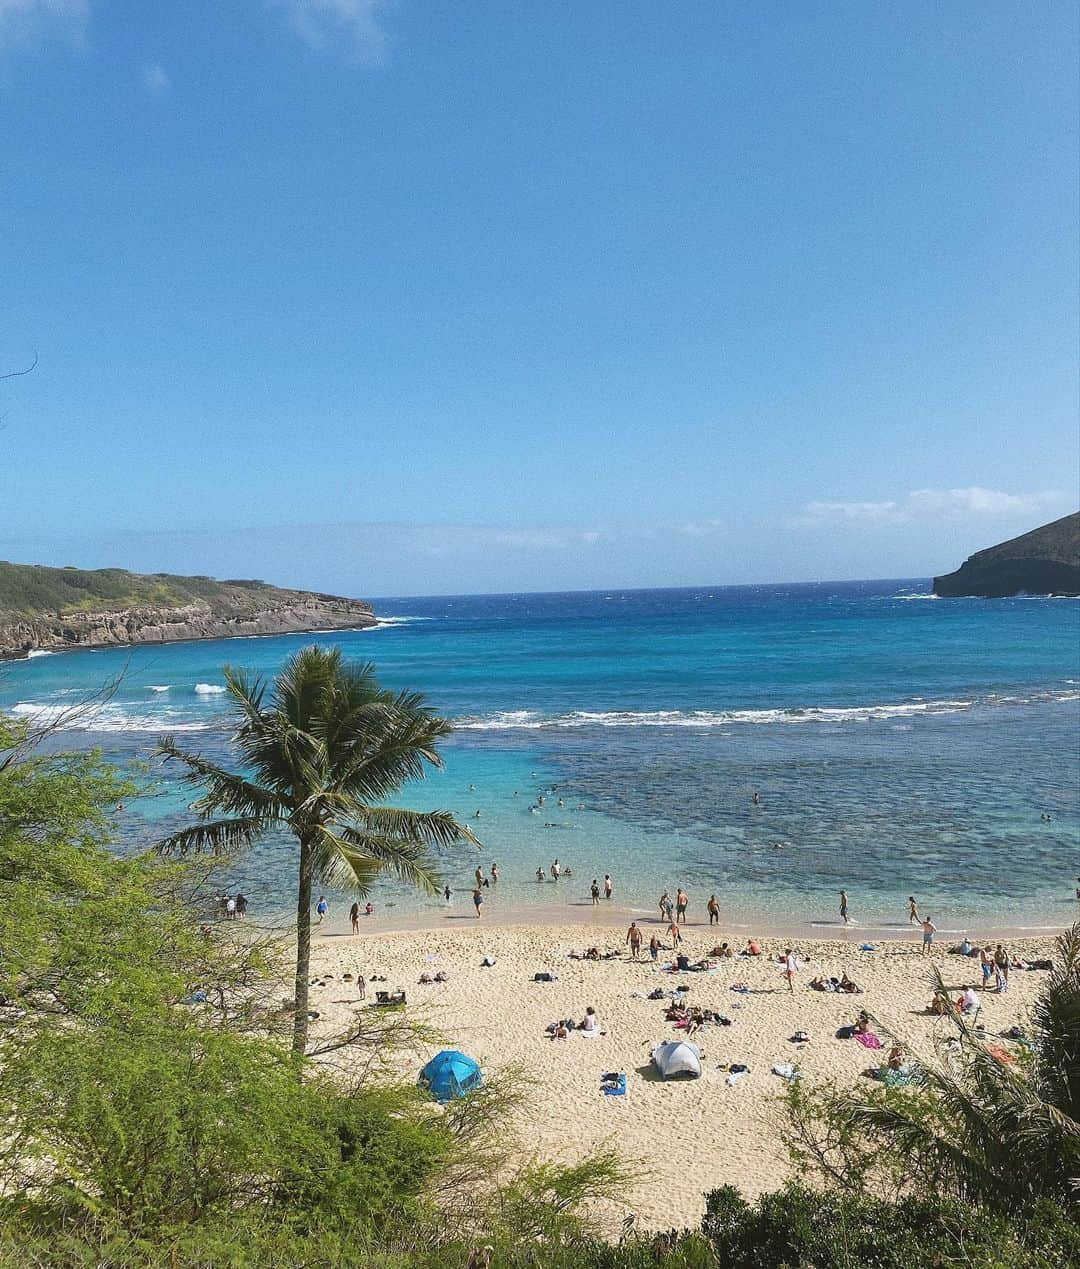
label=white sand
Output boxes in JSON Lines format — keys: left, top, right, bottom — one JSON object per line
{"left": 306, "top": 922, "right": 1054, "bottom": 1231}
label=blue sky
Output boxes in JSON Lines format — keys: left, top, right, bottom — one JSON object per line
{"left": 1, "top": 1, "right": 1077, "bottom": 596}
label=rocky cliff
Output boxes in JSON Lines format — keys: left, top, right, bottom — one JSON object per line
{"left": 0, "top": 564, "right": 376, "bottom": 659}
{"left": 932, "top": 512, "right": 1080, "bottom": 597}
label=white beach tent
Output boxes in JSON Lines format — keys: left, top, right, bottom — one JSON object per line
{"left": 651, "top": 1040, "right": 702, "bottom": 1079}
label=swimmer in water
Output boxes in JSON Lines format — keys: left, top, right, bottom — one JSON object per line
{"left": 752, "top": 791, "right": 761, "bottom": 805}
{"left": 536, "top": 867, "right": 545, "bottom": 883}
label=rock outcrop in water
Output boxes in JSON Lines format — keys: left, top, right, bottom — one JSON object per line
{"left": 0, "top": 563, "right": 376, "bottom": 659}
{"left": 932, "top": 512, "right": 1080, "bottom": 598}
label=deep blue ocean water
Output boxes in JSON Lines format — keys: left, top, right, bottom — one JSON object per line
{"left": 2, "top": 580, "right": 1077, "bottom": 932}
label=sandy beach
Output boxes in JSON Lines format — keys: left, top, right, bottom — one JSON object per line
{"left": 305, "top": 919, "right": 1058, "bottom": 1231}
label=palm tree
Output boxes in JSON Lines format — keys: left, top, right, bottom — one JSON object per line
{"left": 844, "top": 923, "right": 1080, "bottom": 1210}
{"left": 156, "top": 646, "right": 478, "bottom": 1056}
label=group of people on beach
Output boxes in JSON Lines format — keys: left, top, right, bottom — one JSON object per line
{"left": 216, "top": 893, "right": 247, "bottom": 920}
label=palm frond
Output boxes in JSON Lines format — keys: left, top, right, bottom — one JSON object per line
{"left": 157, "top": 738, "right": 285, "bottom": 821}
{"left": 157, "top": 816, "right": 269, "bottom": 856}
{"left": 347, "top": 805, "right": 481, "bottom": 849}
{"left": 333, "top": 825, "right": 442, "bottom": 894}
{"left": 308, "top": 828, "right": 385, "bottom": 896}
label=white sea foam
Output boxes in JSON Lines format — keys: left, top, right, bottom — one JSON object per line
{"left": 894, "top": 593, "right": 938, "bottom": 601}
{"left": 148, "top": 685, "right": 171, "bottom": 692}
{"left": 194, "top": 683, "right": 227, "bottom": 695}
{"left": 25, "top": 649, "right": 55, "bottom": 658}
{"left": 369, "top": 615, "right": 433, "bottom": 627}
{"left": 453, "top": 691, "right": 1079, "bottom": 732}
{"left": 9, "top": 701, "right": 211, "bottom": 733}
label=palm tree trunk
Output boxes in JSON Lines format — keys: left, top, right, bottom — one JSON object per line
{"left": 292, "top": 833, "right": 314, "bottom": 1057}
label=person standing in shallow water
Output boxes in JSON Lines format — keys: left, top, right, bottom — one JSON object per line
{"left": 839, "top": 890, "right": 849, "bottom": 925}
{"left": 908, "top": 895, "right": 920, "bottom": 924}
{"left": 316, "top": 895, "right": 328, "bottom": 924}
{"left": 604, "top": 874, "right": 613, "bottom": 900}
{"left": 590, "top": 878, "right": 600, "bottom": 906}
{"left": 350, "top": 902, "right": 360, "bottom": 934}
{"left": 707, "top": 894, "right": 720, "bottom": 926}
{"left": 472, "top": 886, "right": 483, "bottom": 918}
{"left": 676, "top": 888, "right": 688, "bottom": 925}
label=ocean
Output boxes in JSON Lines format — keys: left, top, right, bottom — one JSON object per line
{"left": 2, "top": 580, "right": 1078, "bottom": 934}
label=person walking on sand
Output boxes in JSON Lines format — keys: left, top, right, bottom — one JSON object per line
{"left": 783, "top": 947, "right": 797, "bottom": 994}
{"left": 350, "top": 902, "right": 360, "bottom": 934}
{"left": 707, "top": 894, "right": 720, "bottom": 926}
{"left": 980, "top": 944, "right": 993, "bottom": 988}
{"left": 472, "top": 886, "right": 483, "bottom": 918}
{"left": 316, "top": 895, "right": 329, "bottom": 924}
{"left": 839, "top": 890, "right": 849, "bottom": 925}
{"left": 604, "top": 874, "right": 613, "bottom": 900}
{"left": 921, "top": 915, "right": 937, "bottom": 954}
{"left": 626, "top": 921, "right": 643, "bottom": 958}
{"left": 591, "top": 878, "right": 600, "bottom": 906}
{"left": 668, "top": 920, "right": 681, "bottom": 947}
{"left": 676, "top": 888, "right": 688, "bottom": 925}
{"left": 649, "top": 933, "right": 661, "bottom": 962}
{"left": 356, "top": 974, "right": 366, "bottom": 1000}
{"left": 908, "top": 895, "right": 920, "bottom": 924}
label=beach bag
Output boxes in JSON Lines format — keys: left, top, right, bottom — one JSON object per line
{"left": 533, "top": 972, "right": 556, "bottom": 983}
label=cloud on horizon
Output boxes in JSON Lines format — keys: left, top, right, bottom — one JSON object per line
{"left": 277, "top": 0, "right": 392, "bottom": 61}
{"left": 790, "top": 487, "right": 1067, "bottom": 530}
{"left": 0, "top": 0, "right": 87, "bottom": 53}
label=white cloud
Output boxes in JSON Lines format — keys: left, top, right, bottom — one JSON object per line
{"left": 141, "top": 62, "right": 170, "bottom": 94}
{"left": 791, "top": 487, "right": 1065, "bottom": 529}
{"left": 278, "top": 0, "right": 390, "bottom": 61}
{"left": 0, "top": 0, "right": 88, "bottom": 52}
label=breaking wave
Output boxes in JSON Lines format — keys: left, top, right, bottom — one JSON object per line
{"left": 9, "top": 701, "right": 212, "bottom": 733}
{"left": 453, "top": 691, "right": 1079, "bottom": 732}
{"left": 194, "top": 683, "right": 227, "bottom": 695}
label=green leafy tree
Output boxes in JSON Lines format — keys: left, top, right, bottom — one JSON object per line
{"left": 156, "top": 645, "right": 478, "bottom": 1054}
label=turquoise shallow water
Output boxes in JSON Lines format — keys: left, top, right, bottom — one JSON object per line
{"left": 2, "top": 580, "right": 1077, "bottom": 931}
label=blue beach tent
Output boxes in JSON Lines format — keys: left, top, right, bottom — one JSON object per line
{"left": 419, "top": 1050, "right": 483, "bottom": 1102}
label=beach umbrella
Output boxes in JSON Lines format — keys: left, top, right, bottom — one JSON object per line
{"left": 419, "top": 1049, "right": 483, "bottom": 1102}
{"left": 651, "top": 1040, "right": 702, "bottom": 1079}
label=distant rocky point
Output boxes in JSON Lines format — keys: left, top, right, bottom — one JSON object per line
{"left": 933, "top": 512, "right": 1080, "bottom": 598}
{"left": 0, "top": 563, "right": 376, "bottom": 659}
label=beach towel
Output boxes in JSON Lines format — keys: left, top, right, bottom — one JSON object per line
{"left": 771, "top": 1063, "right": 800, "bottom": 1081}
{"left": 987, "top": 1044, "right": 1016, "bottom": 1065}
{"left": 882, "top": 1065, "right": 919, "bottom": 1087}
{"left": 855, "top": 1032, "right": 883, "bottom": 1050}
{"left": 601, "top": 1073, "right": 627, "bottom": 1097}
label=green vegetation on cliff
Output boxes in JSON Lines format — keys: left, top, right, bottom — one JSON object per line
{"left": 0, "top": 561, "right": 284, "bottom": 617}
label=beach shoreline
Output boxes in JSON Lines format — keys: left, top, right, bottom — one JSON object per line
{"left": 307, "top": 902, "right": 1072, "bottom": 946}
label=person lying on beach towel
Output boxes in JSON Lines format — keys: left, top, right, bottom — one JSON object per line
{"left": 855, "top": 1031, "right": 883, "bottom": 1050}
